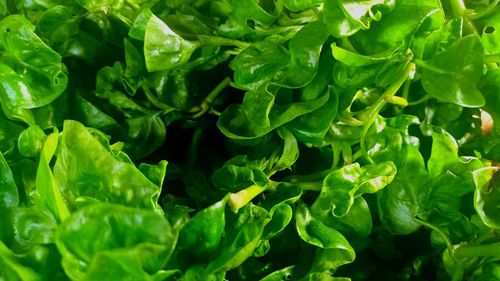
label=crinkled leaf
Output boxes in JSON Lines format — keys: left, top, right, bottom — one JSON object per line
{"left": 124, "top": 113, "right": 166, "bottom": 158}
{"left": 0, "top": 15, "right": 68, "bottom": 121}
{"left": 339, "top": 0, "right": 395, "bottom": 30}
{"left": 53, "top": 120, "right": 162, "bottom": 210}
{"left": 312, "top": 161, "right": 396, "bottom": 217}
{"left": 56, "top": 203, "right": 175, "bottom": 280}
{"left": 350, "top": 0, "right": 441, "bottom": 54}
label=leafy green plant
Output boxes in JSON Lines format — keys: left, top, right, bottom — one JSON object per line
{"left": 0, "top": 0, "right": 499, "bottom": 280}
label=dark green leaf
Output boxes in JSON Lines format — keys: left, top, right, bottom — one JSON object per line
{"left": 0, "top": 152, "right": 18, "bottom": 207}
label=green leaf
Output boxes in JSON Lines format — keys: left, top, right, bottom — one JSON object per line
{"left": 56, "top": 203, "right": 176, "bottom": 280}
{"left": 369, "top": 116, "right": 427, "bottom": 234}
{"left": 0, "top": 15, "right": 68, "bottom": 122}
{"left": 129, "top": 8, "right": 153, "bottom": 40}
{"left": 177, "top": 198, "right": 227, "bottom": 259}
{"left": 481, "top": 13, "right": 500, "bottom": 55}
{"left": 316, "top": 197, "right": 373, "bottom": 237}
{"left": 124, "top": 113, "right": 166, "bottom": 158}
{"left": 295, "top": 203, "right": 355, "bottom": 272}
{"left": 323, "top": 0, "right": 361, "bottom": 37}
{"left": 138, "top": 160, "right": 168, "bottom": 188}
{"left": 35, "top": 131, "right": 70, "bottom": 222}
{"left": 427, "top": 126, "right": 459, "bottom": 178}
{"left": 206, "top": 204, "right": 270, "bottom": 273}
{"left": 212, "top": 164, "right": 268, "bottom": 192}
{"left": 0, "top": 241, "right": 40, "bottom": 281}
{"left": 17, "top": 126, "right": 46, "bottom": 158}
{"left": 53, "top": 120, "right": 163, "bottom": 210}
{"left": 287, "top": 86, "right": 338, "bottom": 146}
{"left": 262, "top": 203, "right": 293, "bottom": 239}
{"left": 423, "top": 157, "right": 484, "bottom": 220}
{"left": 338, "top": 0, "right": 395, "bottom": 30}
{"left": 350, "top": 0, "right": 441, "bottom": 54}
{"left": 0, "top": 152, "right": 18, "bottom": 207}
{"left": 473, "top": 167, "right": 500, "bottom": 229}
{"left": 420, "top": 35, "right": 485, "bottom": 107}
{"left": 276, "top": 21, "right": 329, "bottom": 88}
{"left": 331, "top": 42, "right": 401, "bottom": 68}
{"left": 480, "top": 69, "right": 500, "bottom": 136}
{"left": 259, "top": 265, "right": 296, "bottom": 281}
{"left": 230, "top": 41, "right": 289, "bottom": 90}
{"left": 273, "top": 128, "right": 299, "bottom": 171}
{"left": 144, "top": 14, "right": 198, "bottom": 72}
{"left": 283, "top": 0, "right": 322, "bottom": 12}
{"left": 217, "top": 0, "right": 279, "bottom": 37}
{"left": 218, "top": 90, "right": 329, "bottom": 139}
{"left": 312, "top": 161, "right": 396, "bottom": 217}
{"left": 0, "top": 0, "right": 6, "bottom": 15}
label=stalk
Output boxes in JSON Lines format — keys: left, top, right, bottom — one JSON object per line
{"left": 228, "top": 185, "right": 267, "bottom": 210}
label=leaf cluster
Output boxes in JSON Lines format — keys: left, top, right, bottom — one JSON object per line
{"left": 1, "top": 0, "right": 500, "bottom": 280}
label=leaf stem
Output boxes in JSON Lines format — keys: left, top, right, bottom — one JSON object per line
{"left": 191, "top": 77, "right": 231, "bottom": 118}
{"left": 401, "top": 78, "right": 411, "bottom": 101}
{"left": 448, "top": 0, "right": 479, "bottom": 35}
{"left": 198, "top": 35, "right": 250, "bottom": 49}
{"left": 295, "top": 181, "right": 323, "bottom": 191}
{"left": 228, "top": 185, "right": 267, "bottom": 210}
{"left": 454, "top": 242, "right": 500, "bottom": 258}
{"left": 143, "top": 87, "right": 176, "bottom": 111}
{"left": 449, "top": 0, "right": 467, "bottom": 18}
{"left": 469, "top": 0, "right": 499, "bottom": 20}
{"left": 415, "top": 218, "right": 453, "bottom": 251}
{"left": 331, "top": 143, "right": 340, "bottom": 169}
{"left": 360, "top": 62, "right": 414, "bottom": 163}
{"left": 407, "top": 95, "right": 431, "bottom": 106}
{"left": 414, "top": 59, "right": 451, "bottom": 75}
{"left": 484, "top": 53, "right": 500, "bottom": 64}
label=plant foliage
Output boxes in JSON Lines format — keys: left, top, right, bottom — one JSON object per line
{"left": 0, "top": 0, "right": 500, "bottom": 280}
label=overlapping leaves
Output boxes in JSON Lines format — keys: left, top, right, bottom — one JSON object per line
{"left": 0, "top": 0, "right": 499, "bottom": 281}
